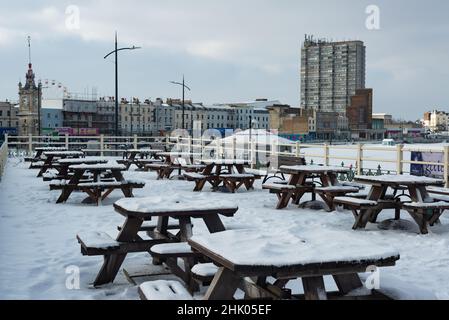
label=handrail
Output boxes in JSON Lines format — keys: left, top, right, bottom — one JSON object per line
{"left": 4, "top": 134, "right": 449, "bottom": 187}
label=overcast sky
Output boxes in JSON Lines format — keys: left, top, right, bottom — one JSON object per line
{"left": 1, "top": 0, "right": 448, "bottom": 119}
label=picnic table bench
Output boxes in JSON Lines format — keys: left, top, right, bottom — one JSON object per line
{"left": 139, "top": 229, "right": 400, "bottom": 300}
{"left": 54, "top": 163, "right": 143, "bottom": 205}
{"left": 36, "top": 151, "right": 85, "bottom": 177}
{"left": 77, "top": 196, "right": 238, "bottom": 289}
{"left": 351, "top": 175, "right": 446, "bottom": 234}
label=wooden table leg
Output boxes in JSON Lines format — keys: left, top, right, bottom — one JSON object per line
{"left": 203, "top": 214, "right": 226, "bottom": 233}
{"left": 37, "top": 155, "right": 54, "bottom": 177}
{"left": 333, "top": 273, "right": 363, "bottom": 295}
{"left": 204, "top": 267, "right": 241, "bottom": 300}
{"left": 356, "top": 185, "right": 386, "bottom": 229}
{"left": 302, "top": 276, "right": 327, "bottom": 300}
{"left": 56, "top": 169, "right": 84, "bottom": 203}
{"left": 93, "top": 216, "right": 143, "bottom": 286}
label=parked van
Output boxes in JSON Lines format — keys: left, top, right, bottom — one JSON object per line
{"left": 382, "top": 139, "right": 396, "bottom": 146}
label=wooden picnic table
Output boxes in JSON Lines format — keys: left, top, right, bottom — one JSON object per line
{"left": 266, "top": 165, "right": 353, "bottom": 210}
{"left": 55, "top": 163, "right": 140, "bottom": 204}
{"left": 148, "top": 152, "right": 203, "bottom": 179}
{"left": 188, "top": 229, "right": 400, "bottom": 300}
{"left": 27, "top": 146, "right": 67, "bottom": 162}
{"left": 119, "top": 149, "right": 164, "bottom": 170}
{"left": 36, "top": 151, "right": 85, "bottom": 177}
{"left": 47, "top": 157, "right": 108, "bottom": 181}
{"left": 189, "top": 159, "right": 255, "bottom": 193}
{"left": 87, "top": 197, "right": 238, "bottom": 287}
{"left": 353, "top": 175, "right": 446, "bottom": 233}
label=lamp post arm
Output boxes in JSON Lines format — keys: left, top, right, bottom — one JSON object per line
{"left": 104, "top": 46, "right": 142, "bottom": 59}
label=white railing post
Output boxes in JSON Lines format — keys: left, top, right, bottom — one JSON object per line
{"left": 444, "top": 146, "right": 449, "bottom": 188}
{"left": 100, "top": 134, "right": 104, "bottom": 157}
{"left": 295, "top": 141, "right": 301, "bottom": 158}
{"left": 323, "top": 143, "right": 329, "bottom": 166}
{"left": 357, "top": 144, "right": 363, "bottom": 175}
{"left": 251, "top": 139, "right": 256, "bottom": 169}
{"left": 133, "top": 134, "right": 138, "bottom": 149}
{"left": 396, "top": 144, "right": 404, "bottom": 175}
{"left": 4, "top": 134, "right": 8, "bottom": 146}
{"left": 65, "top": 134, "right": 69, "bottom": 149}
{"left": 232, "top": 136, "right": 237, "bottom": 160}
{"left": 28, "top": 134, "right": 33, "bottom": 156}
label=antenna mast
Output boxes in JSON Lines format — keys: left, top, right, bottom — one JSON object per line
{"left": 27, "top": 36, "right": 32, "bottom": 65}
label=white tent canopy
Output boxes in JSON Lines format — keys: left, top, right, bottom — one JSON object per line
{"left": 212, "top": 129, "right": 295, "bottom": 147}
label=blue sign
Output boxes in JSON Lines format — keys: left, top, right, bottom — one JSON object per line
{"left": 0, "top": 127, "right": 17, "bottom": 136}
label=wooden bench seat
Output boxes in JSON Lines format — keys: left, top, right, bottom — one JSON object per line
{"left": 150, "top": 243, "right": 198, "bottom": 259}
{"left": 315, "top": 186, "right": 360, "bottom": 211}
{"left": 76, "top": 231, "right": 121, "bottom": 255}
{"left": 427, "top": 186, "right": 449, "bottom": 196}
{"left": 181, "top": 164, "right": 207, "bottom": 172}
{"left": 262, "top": 183, "right": 310, "bottom": 209}
{"left": 403, "top": 201, "right": 449, "bottom": 234}
{"left": 184, "top": 172, "right": 218, "bottom": 192}
{"left": 191, "top": 263, "right": 219, "bottom": 284}
{"left": 334, "top": 197, "right": 379, "bottom": 230}
{"left": 219, "top": 174, "right": 255, "bottom": 193}
{"left": 138, "top": 280, "right": 193, "bottom": 300}
{"left": 77, "top": 231, "right": 167, "bottom": 256}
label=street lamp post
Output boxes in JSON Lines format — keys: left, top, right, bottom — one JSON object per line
{"left": 169, "top": 76, "right": 191, "bottom": 130}
{"left": 104, "top": 32, "right": 141, "bottom": 137}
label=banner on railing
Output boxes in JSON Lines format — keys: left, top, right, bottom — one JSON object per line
{"left": 411, "top": 151, "right": 444, "bottom": 178}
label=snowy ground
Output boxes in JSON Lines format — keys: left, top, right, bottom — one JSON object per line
{"left": 1, "top": 156, "right": 449, "bottom": 300}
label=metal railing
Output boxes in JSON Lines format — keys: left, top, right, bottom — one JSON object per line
{"left": 0, "top": 141, "right": 8, "bottom": 180}
{"left": 4, "top": 134, "right": 449, "bottom": 187}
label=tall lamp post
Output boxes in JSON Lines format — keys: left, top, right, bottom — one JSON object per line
{"left": 104, "top": 32, "right": 141, "bottom": 137}
{"left": 169, "top": 76, "right": 191, "bottom": 130}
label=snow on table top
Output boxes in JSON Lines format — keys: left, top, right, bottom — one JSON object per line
{"left": 43, "top": 151, "right": 84, "bottom": 156}
{"left": 157, "top": 152, "right": 202, "bottom": 157}
{"left": 355, "top": 175, "right": 445, "bottom": 185}
{"left": 69, "top": 163, "right": 126, "bottom": 170}
{"left": 333, "top": 197, "right": 378, "bottom": 206}
{"left": 114, "top": 195, "right": 238, "bottom": 214}
{"left": 57, "top": 157, "right": 108, "bottom": 164}
{"left": 202, "top": 159, "right": 251, "bottom": 165}
{"left": 280, "top": 165, "right": 350, "bottom": 173}
{"left": 404, "top": 202, "right": 449, "bottom": 209}
{"left": 189, "top": 229, "right": 399, "bottom": 267}
{"left": 125, "top": 149, "right": 163, "bottom": 154}
{"left": 139, "top": 280, "right": 193, "bottom": 300}
{"left": 35, "top": 147, "right": 67, "bottom": 151}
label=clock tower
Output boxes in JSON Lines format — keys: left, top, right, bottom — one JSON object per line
{"left": 18, "top": 37, "right": 41, "bottom": 136}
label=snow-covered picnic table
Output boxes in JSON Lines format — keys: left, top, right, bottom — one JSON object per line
{"left": 26, "top": 147, "right": 68, "bottom": 164}
{"left": 36, "top": 150, "right": 85, "bottom": 177}
{"left": 119, "top": 149, "right": 164, "bottom": 170}
{"left": 42, "top": 157, "right": 109, "bottom": 181}
{"left": 352, "top": 175, "right": 447, "bottom": 233}
{"left": 264, "top": 165, "right": 354, "bottom": 210}
{"left": 54, "top": 162, "right": 142, "bottom": 205}
{"left": 82, "top": 196, "right": 238, "bottom": 287}
{"left": 146, "top": 152, "right": 204, "bottom": 179}
{"left": 188, "top": 229, "right": 400, "bottom": 300}
{"left": 184, "top": 159, "right": 255, "bottom": 193}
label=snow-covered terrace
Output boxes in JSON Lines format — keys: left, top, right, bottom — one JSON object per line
{"left": 0, "top": 157, "right": 449, "bottom": 299}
